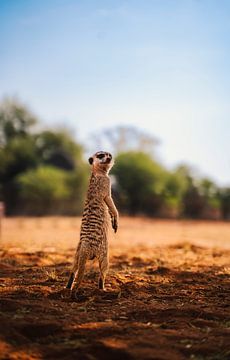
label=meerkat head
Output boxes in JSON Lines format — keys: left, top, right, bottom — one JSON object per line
{"left": 88, "top": 151, "right": 114, "bottom": 174}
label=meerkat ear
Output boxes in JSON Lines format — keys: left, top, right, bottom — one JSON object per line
{"left": 88, "top": 157, "right": 93, "bottom": 165}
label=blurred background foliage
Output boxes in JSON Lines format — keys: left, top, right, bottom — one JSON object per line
{"left": 0, "top": 97, "right": 229, "bottom": 219}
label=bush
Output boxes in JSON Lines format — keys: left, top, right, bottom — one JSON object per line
{"left": 219, "top": 188, "right": 230, "bottom": 220}
{"left": 112, "top": 151, "right": 166, "bottom": 215}
{"left": 17, "top": 166, "right": 71, "bottom": 215}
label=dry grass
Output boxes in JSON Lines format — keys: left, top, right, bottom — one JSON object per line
{"left": 1, "top": 216, "right": 230, "bottom": 253}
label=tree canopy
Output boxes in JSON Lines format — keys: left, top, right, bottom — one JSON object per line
{"left": 0, "top": 97, "right": 229, "bottom": 219}
{"left": 0, "top": 97, "right": 88, "bottom": 215}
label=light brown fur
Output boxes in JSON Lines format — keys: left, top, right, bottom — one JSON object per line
{"left": 66, "top": 151, "right": 118, "bottom": 297}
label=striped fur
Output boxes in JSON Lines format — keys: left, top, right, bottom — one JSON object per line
{"left": 66, "top": 151, "right": 118, "bottom": 297}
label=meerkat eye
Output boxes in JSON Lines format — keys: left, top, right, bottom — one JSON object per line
{"left": 97, "top": 154, "right": 105, "bottom": 159}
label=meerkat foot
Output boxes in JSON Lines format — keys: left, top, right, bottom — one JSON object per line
{"left": 98, "top": 277, "right": 106, "bottom": 290}
{"left": 66, "top": 272, "right": 74, "bottom": 289}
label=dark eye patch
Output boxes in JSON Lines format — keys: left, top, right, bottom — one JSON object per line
{"left": 96, "top": 153, "right": 105, "bottom": 159}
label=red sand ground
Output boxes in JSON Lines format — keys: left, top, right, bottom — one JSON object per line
{"left": 0, "top": 217, "right": 229, "bottom": 360}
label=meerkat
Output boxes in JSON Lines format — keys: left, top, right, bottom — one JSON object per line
{"left": 66, "top": 151, "right": 118, "bottom": 297}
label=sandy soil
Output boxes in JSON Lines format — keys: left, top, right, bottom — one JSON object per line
{"left": 0, "top": 217, "right": 230, "bottom": 360}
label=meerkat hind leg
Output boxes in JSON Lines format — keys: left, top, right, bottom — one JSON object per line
{"left": 98, "top": 255, "right": 109, "bottom": 290}
{"left": 66, "top": 252, "right": 79, "bottom": 289}
{"left": 71, "top": 254, "right": 87, "bottom": 298}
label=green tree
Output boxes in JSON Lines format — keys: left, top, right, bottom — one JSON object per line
{"left": 17, "top": 165, "right": 89, "bottom": 215}
{"left": 0, "top": 98, "right": 39, "bottom": 212}
{"left": 17, "top": 166, "right": 71, "bottom": 215}
{"left": 0, "top": 97, "right": 87, "bottom": 214}
{"left": 0, "top": 97, "right": 37, "bottom": 147}
{"left": 161, "top": 171, "right": 188, "bottom": 218}
{"left": 199, "top": 178, "right": 220, "bottom": 213}
{"left": 0, "top": 136, "right": 38, "bottom": 181}
{"left": 0, "top": 98, "right": 39, "bottom": 183}
{"left": 65, "top": 165, "right": 89, "bottom": 215}
{"left": 35, "top": 129, "right": 84, "bottom": 170}
{"left": 219, "top": 187, "right": 230, "bottom": 220}
{"left": 112, "top": 151, "right": 165, "bottom": 215}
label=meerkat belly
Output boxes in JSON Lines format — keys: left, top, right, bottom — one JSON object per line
{"left": 80, "top": 199, "right": 109, "bottom": 257}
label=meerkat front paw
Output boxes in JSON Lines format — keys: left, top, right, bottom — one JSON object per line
{"left": 111, "top": 216, "right": 118, "bottom": 233}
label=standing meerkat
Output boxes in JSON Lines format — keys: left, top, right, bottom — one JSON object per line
{"left": 66, "top": 151, "right": 118, "bottom": 297}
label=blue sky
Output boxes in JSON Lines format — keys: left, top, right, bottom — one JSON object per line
{"left": 0, "top": 0, "right": 230, "bottom": 185}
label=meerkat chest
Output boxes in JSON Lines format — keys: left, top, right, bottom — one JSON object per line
{"left": 81, "top": 174, "right": 110, "bottom": 228}
{"left": 82, "top": 197, "right": 108, "bottom": 222}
